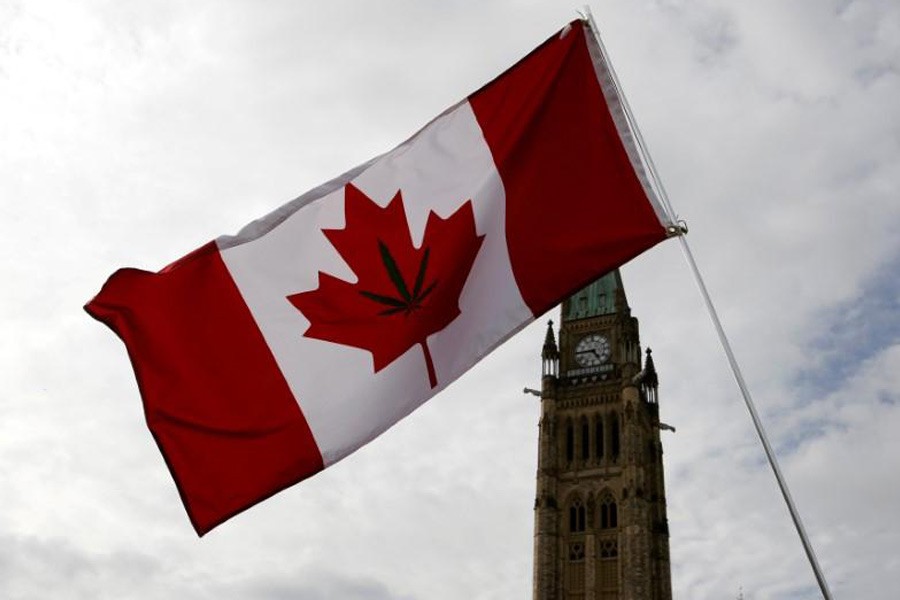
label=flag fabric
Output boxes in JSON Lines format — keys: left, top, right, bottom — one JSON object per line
{"left": 86, "top": 19, "right": 673, "bottom": 535}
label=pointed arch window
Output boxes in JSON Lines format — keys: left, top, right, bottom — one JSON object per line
{"left": 569, "top": 497, "right": 586, "bottom": 533}
{"left": 566, "top": 540, "right": 586, "bottom": 594}
{"left": 610, "top": 413, "right": 620, "bottom": 461}
{"left": 597, "top": 538, "right": 619, "bottom": 596}
{"left": 595, "top": 415, "right": 604, "bottom": 461}
{"left": 565, "top": 420, "right": 575, "bottom": 463}
{"left": 599, "top": 494, "right": 618, "bottom": 530}
{"left": 580, "top": 417, "right": 590, "bottom": 461}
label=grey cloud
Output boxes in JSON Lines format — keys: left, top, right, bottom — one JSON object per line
{"left": 239, "top": 572, "right": 418, "bottom": 600}
{"left": 0, "top": 533, "right": 163, "bottom": 600}
{"left": 794, "top": 251, "right": 900, "bottom": 401}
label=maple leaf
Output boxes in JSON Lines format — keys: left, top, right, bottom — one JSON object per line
{"left": 288, "top": 183, "right": 484, "bottom": 388}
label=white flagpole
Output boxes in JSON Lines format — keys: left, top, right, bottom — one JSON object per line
{"left": 677, "top": 235, "right": 834, "bottom": 600}
{"left": 582, "top": 7, "right": 834, "bottom": 599}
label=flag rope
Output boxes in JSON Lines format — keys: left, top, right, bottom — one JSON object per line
{"left": 582, "top": 7, "right": 834, "bottom": 598}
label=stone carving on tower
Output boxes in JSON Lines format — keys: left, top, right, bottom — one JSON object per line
{"left": 532, "top": 271, "right": 672, "bottom": 600}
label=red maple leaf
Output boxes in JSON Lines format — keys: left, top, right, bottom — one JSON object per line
{"left": 288, "top": 183, "right": 484, "bottom": 388}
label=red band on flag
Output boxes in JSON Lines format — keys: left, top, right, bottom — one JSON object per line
{"left": 85, "top": 242, "right": 323, "bottom": 535}
{"left": 469, "top": 20, "right": 667, "bottom": 316}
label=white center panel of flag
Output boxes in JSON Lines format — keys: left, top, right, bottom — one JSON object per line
{"left": 219, "top": 101, "right": 533, "bottom": 466}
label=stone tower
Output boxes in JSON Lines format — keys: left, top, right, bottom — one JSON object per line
{"left": 532, "top": 271, "right": 672, "bottom": 600}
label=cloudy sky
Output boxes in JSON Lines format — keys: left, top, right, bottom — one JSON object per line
{"left": 2, "top": 1, "right": 899, "bottom": 598}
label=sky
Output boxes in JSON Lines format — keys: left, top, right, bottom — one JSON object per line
{"left": 1, "top": 1, "right": 899, "bottom": 598}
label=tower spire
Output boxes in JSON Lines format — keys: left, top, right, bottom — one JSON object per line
{"left": 642, "top": 347, "right": 659, "bottom": 404}
{"left": 542, "top": 320, "right": 559, "bottom": 378}
{"left": 562, "top": 270, "right": 628, "bottom": 321}
{"left": 644, "top": 348, "right": 658, "bottom": 388}
{"left": 542, "top": 320, "right": 558, "bottom": 357}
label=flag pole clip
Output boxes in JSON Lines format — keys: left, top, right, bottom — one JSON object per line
{"left": 666, "top": 220, "right": 688, "bottom": 237}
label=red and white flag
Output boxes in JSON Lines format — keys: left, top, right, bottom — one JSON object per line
{"left": 87, "top": 19, "right": 673, "bottom": 535}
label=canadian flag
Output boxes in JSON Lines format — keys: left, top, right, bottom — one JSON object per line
{"left": 87, "top": 19, "right": 672, "bottom": 535}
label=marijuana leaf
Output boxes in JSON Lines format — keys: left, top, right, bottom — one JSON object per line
{"left": 358, "top": 244, "right": 436, "bottom": 316}
{"left": 287, "top": 183, "right": 484, "bottom": 388}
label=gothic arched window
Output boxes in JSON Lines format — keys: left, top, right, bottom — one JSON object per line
{"left": 569, "top": 497, "right": 586, "bottom": 533}
{"left": 610, "top": 413, "right": 620, "bottom": 461}
{"left": 595, "top": 415, "right": 604, "bottom": 460}
{"left": 565, "top": 420, "right": 575, "bottom": 463}
{"left": 597, "top": 537, "right": 619, "bottom": 595}
{"left": 599, "top": 494, "right": 618, "bottom": 530}
{"left": 580, "top": 417, "right": 590, "bottom": 461}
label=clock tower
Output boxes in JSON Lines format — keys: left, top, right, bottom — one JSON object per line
{"left": 532, "top": 271, "right": 672, "bottom": 600}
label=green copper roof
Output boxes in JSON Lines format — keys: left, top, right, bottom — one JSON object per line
{"left": 562, "top": 270, "right": 623, "bottom": 320}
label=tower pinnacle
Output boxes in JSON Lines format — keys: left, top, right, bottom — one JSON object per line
{"left": 542, "top": 320, "right": 559, "bottom": 378}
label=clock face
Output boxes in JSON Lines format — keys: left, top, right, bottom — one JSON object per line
{"left": 574, "top": 333, "right": 611, "bottom": 367}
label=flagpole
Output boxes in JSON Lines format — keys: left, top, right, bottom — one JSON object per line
{"left": 582, "top": 7, "right": 834, "bottom": 598}
{"left": 677, "top": 235, "right": 833, "bottom": 600}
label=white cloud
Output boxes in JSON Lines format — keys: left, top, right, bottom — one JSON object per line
{"left": 2, "top": 1, "right": 899, "bottom": 598}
